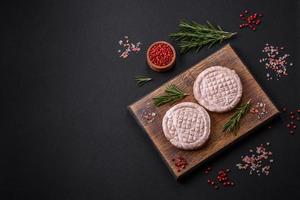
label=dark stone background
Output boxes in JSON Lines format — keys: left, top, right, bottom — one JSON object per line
{"left": 1, "top": 0, "right": 299, "bottom": 199}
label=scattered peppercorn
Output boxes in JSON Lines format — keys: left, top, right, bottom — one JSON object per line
{"left": 239, "top": 10, "right": 263, "bottom": 31}
{"left": 205, "top": 167, "right": 235, "bottom": 190}
{"left": 203, "top": 166, "right": 212, "bottom": 175}
{"left": 283, "top": 107, "right": 300, "bottom": 135}
{"left": 172, "top": 156, "right": 188, "bottom": 172}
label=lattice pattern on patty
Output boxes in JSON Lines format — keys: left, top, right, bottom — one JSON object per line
{"left": 194, "top": 66, "right": 242, "bottom": 112}
{"left": 200, "top": 70, "right": 238, "bottom": 106}
{"left": 162, "top": 102, "right": 211, "bottom": 150}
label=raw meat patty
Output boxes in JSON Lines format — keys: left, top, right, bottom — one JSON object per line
{"left": 162, "top": 102, "right": 211, "bottom": 150}
{"left": 193, "top": 66, "right": 242, "bottom": 112}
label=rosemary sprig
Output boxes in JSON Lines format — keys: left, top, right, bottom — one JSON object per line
{"left": 135, "top": 75, "right": 152, "bottom": 86}
{"left": 170, "top": 21, "right": 237, "bottom": 53}
{"left": 153, "top": 84, "right": 189, "bottom": 107}
{"left": 223, "top": 99, "right": 252, "bottom": 134}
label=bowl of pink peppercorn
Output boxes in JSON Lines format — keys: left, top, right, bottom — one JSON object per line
{"left": 147, "top": 41, "right": 176, "bottom": 72}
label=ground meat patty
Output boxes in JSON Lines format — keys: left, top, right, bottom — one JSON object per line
{"left": 162, "top": 102, "right": 211, "bottom": 150}
{"left": 193, "top": 66, "right": 243, "bottom": 112}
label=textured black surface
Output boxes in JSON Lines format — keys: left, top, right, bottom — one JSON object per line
{"left": 1, "top": 0, "right": 300, "bottom": 199}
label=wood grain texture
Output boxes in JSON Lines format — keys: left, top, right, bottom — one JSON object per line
{"left": 128, "top": 44, "right": 279, "bottom": 179}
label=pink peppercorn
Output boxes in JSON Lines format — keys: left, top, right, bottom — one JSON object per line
{"left": 149, "top": 43, "right": 174, "bottom": 66}
{"left": 239, "top": 10, "right": 263, "bottom": 31}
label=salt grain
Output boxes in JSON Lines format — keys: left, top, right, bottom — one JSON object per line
{"left": 250, "top": 101, "right": 268, "bottom": 119}
{"left": 236, "top": 142, "right": 273, "bottom": 176}
{"left": 260, "top": 44, "right": 293, "bottom": 80}
{"left": 139, "top": 103, "right": 156, "bottom": 124}
{"left": 117, "top": 36, "right": 141, "bottom": 59}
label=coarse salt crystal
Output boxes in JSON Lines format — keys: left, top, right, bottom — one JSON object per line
{"left": 117, "top": 36, "right": 141, "bottom": 59}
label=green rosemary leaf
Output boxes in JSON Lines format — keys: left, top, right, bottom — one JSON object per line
{"left": 223, "top": 99, "right": 252, "bottom": 134}
{"left": 208, "top": 39, "right": 217, "bottom": 48}
{"left": 206, "top": 21, "right": 215, "bottom": 30}
{"left": 217, "top": 25, "right": 223, "bottom": 31}
{"left": 135, "top": 75, "right": 152, "bottom": 87}
{"left": 170, "top": 21, "right": 237, "bottom": 54}
{"left": 153, "top": 84, "right": 189, "bottom": 107}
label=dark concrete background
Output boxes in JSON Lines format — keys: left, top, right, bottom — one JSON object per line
{"left": 1, "top": 0, "right": 299, "bottom": 199}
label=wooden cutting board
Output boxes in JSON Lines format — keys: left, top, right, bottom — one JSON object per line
{"left": 128, "top": 44, "right": 279, "bottom": 179}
